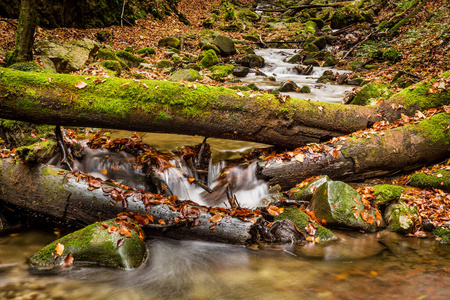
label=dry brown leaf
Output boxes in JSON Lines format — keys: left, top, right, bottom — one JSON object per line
{"left": 75, "top": 81, "right": 87, "bottom": 89}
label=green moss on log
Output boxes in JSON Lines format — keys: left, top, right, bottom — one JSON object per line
{"left": 409, "top": 170, "right": 450, "bottom": 192}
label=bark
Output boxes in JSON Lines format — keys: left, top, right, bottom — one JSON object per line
{"left": 15, "top": 0, "right": 36, "bottom": 62}
{"left": 260, "top": 112, "right": 450, "bottom": 189}
{"left": 0, "top": 158, "right": 261, "bottom": 244}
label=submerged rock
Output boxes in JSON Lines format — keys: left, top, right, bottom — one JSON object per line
{"left": 30, "top": 217, "right": 147, "bottom": 270}
{"left": 309, "top": 181, "right": 385, "bottom": 232}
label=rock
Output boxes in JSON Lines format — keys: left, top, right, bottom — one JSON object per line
{"left": 183, "top": 63, "right": 201, "bottom": 71}
{"left": 139, "top": 63, "right": 154, "bottom": 70}
{"left": 304, "top": 21, "right": 317, "bottom": 34}
{"left": 198, "top": 49, "right": 219, "bottom": 69}
{"left": 279, "top": 81, "right": 299, "bottom": 92}
{"left": 287, "top": 54, "right": 304, "bottom": 64}
{"left": 232, "top": 66, "right": 250, "bottom": 77}
{"left": 350, "top": 82, "right": 393, "bottom": 106}
{"left": 299, "top": 86, "right": 311, "bottom": 93}
{"left": 275, "top": 207, "right": 338, "bottom": 242}
{"left": 116, "top": 51, "right": 144, "bottom": 68}
{"left": 288, "top": 175, "right": 331, "bottom": 201}
{"left": 136, "top": 47, "right": 156, "bottom": 57}
{"left": 310, "top": 18, "right": 325, "bottom": 29}
{"left": 337, "top": 74, "right": 348, "bottom": 85}
{"left": 306, "top": 50, "right": 333, "bottom": 61}
{"left": 312, "top": 36, "right": 327, "bottom": 50}
{"left": 15, "top": 140, "right": 57, "bottom": 164}
{"left": 169, "top": 69, "right": 202, "bottom": 82}
{"left": 201, "top": 43, "right": 221, "bottom": 55}
{"left": 410, "top": 170, "right": 450, "bottom": 192}
{"left": 303, "top": 59, "right": 319, "bottom": 66}
{"left": 29, "top": 217, "right": 147, "bottom": 270}
{"left": 372, "top": 184, "right": 405, "bottom": 206}
{"left": 8, "top": 62, "right": 48, "bottom": 73}
{"left": 95, "top": 30, "right": 111, "bottom": 42}
{"left": 34, "top": 38, "right": 100, "bottom": 73}
{"left": 294, "top": 65, "right": 313, "bottom": 75}
{"left": 212, "top": 34, "right": 236, "bottom": 57}
{"left": 199, "top": 37, "right": 214, "bottom": 48}
{"left": 158, "top": 37, "right": 180, "bottom": 49}
{"left": 209, "top": 65, "right": 234, "bottom": 82}
{"left": 156, "top": 60, "right": 173, "bottom": 69}
{"left": 384, "top": 200, "right": 418, "bottom": 234}
{"left": 238, "top": 8, "right": 260, "bottom": 22}
{"left": 347, "top": 78, "right": 365, "bottom": 86}
{"left": 349, "top": 57, "right": 366, "bottom": 70}
{"left": 330, "top": 11, "right": 347, "bottom": 29}
{"left": 247, "top": 83, "right": 259, "bottom": 91}
{"left": 228, "top": 85, "right": 251, "bottom": 91}
{"left": 303, "top": 43, "right": 319, "bottom": 53}
{"left": 237, "top": 54, "right": 265, "bottom": 68}
{"left": 309, "top": 180, "right": 385, "bottom": 232}
{"left": 433, "top": 226, "right": 450, "bottom": 244}
{"left": 322, "top": 56, "right": 338, "bottom": 67}
{"left": 267, "top": 22, "right": 288, "bottom": 30}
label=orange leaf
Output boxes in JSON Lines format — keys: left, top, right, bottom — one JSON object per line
{"left": 158, "top": 219, "right": 166, "bottom": 225}
{"left": 75, "top": 81, "right": 87, "bottom": 89}
{"left": 267, "top": 206, "right": 283, "bottom": 216}
{"left": 61, "top": 253, "right": 74, "bottom": 268}
{"left": 209, "top": 214, "right": 223, "bottom": 223}
{"left": 187, "top": 177, "right": 196, "bottom": 184}
{"left": 119, "top": 226, "right": 132, "bottom": 237}
{"left": 332, "top": 149, "right": 339, "bottom": 159}
{"left": 55, "top": 243, "right": 64, "bottom": 258}
{"left": 101, "top": 169, "right": 108, "bottom": 175}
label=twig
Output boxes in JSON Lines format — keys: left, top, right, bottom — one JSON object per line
{"left": 121, "top": 0, "right": 126, "bottom": 27}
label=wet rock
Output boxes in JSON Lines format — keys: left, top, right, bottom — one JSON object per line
{"left": 237, "top": 54, "right": 265, "bottom": 68}
{"left": 294, "top": 65, "right": 313, "bottom": 75}
{"left": 212, "top": 34, "right": 236, "bottom": 57}
{"left": 30, "top": 217, "right": 147, "bottom": 270}
{"left": 279, "top": 81, "right": 299, "bottom": 92}
{"left": 347, "top": 78, "right": 365, "bottom": 86}
{"left": 169, "top": 69, "right": 202, "bottom": 82}
{"left": 232, "top": 66, "right": 250, "bottom": 77}
{"left": 288, "top": 175, "right": 331, "bottom": 201}
{"left": 303, "top": 43, "right": 319, "bottom": 53}
{"left": 34, "top": 39, "right": 100, "bottom": 73}
{"left": 309, "top": 180, "right": 386, "bottom": 232}
{"left": 312, "top": 36, "right": 327, "bottom": 50}
{"left": 306, "top": 50, "right": 333, "bottom": 61}
{"left": 342, "top": 92, "right": 355, "bottom": 104}
{"left": 303, "top": 59, "right": 319, "bottom": 66}
{"left": 299, "top": 86, "right": 311, "bottom": 93}
{"left": 337, "top": 74, "right": 348, "bottom": 85}
{"left": 372, "top": 184, "right": 404, "bottom": 206}
{"left": 265, "top": 219, "right": 304, "bottom": 243}
{"left": 158, "top": 37, "right": 180, "bottom": 49}
{"left": 247, "top": 83, "right": 260, "bottom": 91}
{"left": 310, "top": 18, "right": 325, "bottom": 29}
{"left": 275, "top": 207, "right": 338, "bottom": 241}
{"left": 287, "top": 54, "right": 304, "bottom": 64}
{"left": 384, "top": 200, "right": 418, "bottom": 234}
{"left": 15, "top": 140, "right": 57, "bottom": 164}
{"left": 350, "top": 82, "right": 393, "bottom": 105}
{"left": 322, "top": 56, "right": 338, "bottom": 67}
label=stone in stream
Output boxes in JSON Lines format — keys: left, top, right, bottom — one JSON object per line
{"left": 30, "top": 217, "right": 147, "bottom": 270}
{"left": 237, "top": 54, "right": 265, "bottom": 68}
{"left": 384, "top": 199, "right": 418, "bottom": 234}
{"left": 288, "top": 175, "right": 331, "bottom": 202}
{"left": 279, "top": 81, "right": 300, "bottom": 92}
{"left": 294, "top": 65, "right": 313, "bottom": 75}
{"left": 232, "top": 66, "right": 250, "bottom": 77}
{"left": 308, "top": 180, "right": 386, "bottom": 232}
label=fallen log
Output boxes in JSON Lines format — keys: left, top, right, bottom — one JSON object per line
{"left": 260, "top": 111, "right": 450, "bottom": 189}
{"left": 1, "top": 68, "right": 448, "bottom": 149}
{"left": 0, "top": 158, "right": 261, "bottom": 244}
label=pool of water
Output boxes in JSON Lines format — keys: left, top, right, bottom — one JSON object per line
{"left": 1, "top": 229, "right": 449, "bottom": 299}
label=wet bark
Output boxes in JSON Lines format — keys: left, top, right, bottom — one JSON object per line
{"left": 0, "top": 159, "right": 260, "bottom": 244}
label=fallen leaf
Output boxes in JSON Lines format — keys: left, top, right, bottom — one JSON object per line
{"left": 209, "top": 214, "right": 223, "bottom": 223}
{"left": 236, "top": 92, "right": 245, "bottom": 97}
{"left": 75, "top": 81, "right": 87, "bottom": 89}
{"left": 294, "top": 153, "right": 305, "bottom": 163}
{"left": 117, "top": 238, "right": 124, "bottom": 247}
{"left": 55, "top": 243, "right": 64, "bottom": 258}
{"left": 120, "top": 82, "right": 131, "bottom": 87}
{"left": 61, "top": 254, "right": 74, "bottom": 268}
{"left": 101, "top": 169, "right": 108, "bottom": 175}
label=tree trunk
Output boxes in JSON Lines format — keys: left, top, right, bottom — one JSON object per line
{"left": 260, "top": 112, "right": 450, "bottom": 189}
{"left": 15, "top": 0, "right": 36, "bottom": 62}
{"left": 1, "top": 68, "right": 448, "bottom": 149}
{"left": 0, "top": 158, "right": 261, "bottom": 244}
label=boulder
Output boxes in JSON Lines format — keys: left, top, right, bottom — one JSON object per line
{"left": 337, "top": 74, "right": 348, "bottom": 85}
{"left": 304, "top": 21, "right": 317, "bottom": 34}
{"left": 267, "top": 22, "right": 288, "bottom": 30}
{"left": 303, "top": 59, "right": 319, "bottom": 66}
{"left": 322, "top": 56, "right": 338, "bottom": 67}
{"left": 312, "top": 36, "right": 327, "bottom": 50}
{"left": 212, "top": 34, "right": 236, "bottom": 57}
{"left": 303, "top": 43, "right": 319, "bottom": 53}
{"left": 209, "top": 65, "right": 234, "bottom": 82}
{"left": 198, "top": 49, "right": 219, "bottom": 69}
{"left": 279, "top": 81, "right": 299, "bottom": 92}
{"left": 309, "top": 180, "right": 385, "bottom": 232}
{"left": 158, "top": 37, "right": 180, "bottom": 49}
{"left": 34, "top": 38, "right": 100, "bottom": 73}
{"left": 238, "top": 8, "right": 260, "bottom": 22}
{"left": 288, "top": 175, "right": 331, "bottom": 201}
{"left": 294, "top": 65, "right": 313, "bottom": 75}
{"left": 232, "top": 66, "right": 250, "bottom": 77}
{"left": 287, "top": 54, "right": 304, "bottom": 64}
{"left": 384, "top": 200, "right": 418, "bottom": 234}
{"left": 237, "top": 54, "right": 265, "bottom": 68}
{"left": 201, "top": 43, "right": 221, "bottom": 55}
{"left": 116, "top": 51, "right": 144, "bottom": 68}
{"left": 372, "top": 184, "right": 405, "bottom": 206}
{"left": 169, "top": 69, "right": 202, "bottom": 82}
{"left": 299, "top": 86, "right": 311, "bottom": 93}
{"left": 136, "top": 47, "right": 156, "bottom": 57}
{"left": 350, "top": 82, "right": 393, "bottom": 106}
{"left": 156, "top": 60, "right": 173, "bottom": 69}
{"left": 30, "top": 217, "right": 147, "bottom": 270}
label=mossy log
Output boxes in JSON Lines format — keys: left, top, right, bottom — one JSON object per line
{"left": 0, "top": 158, "right": 260, "bottom": 244}
{"left": 0, "top": 68, "right": 448, "bottom": 149}
{"left": 260, "top": 112, "right": 450, "bottom": 189}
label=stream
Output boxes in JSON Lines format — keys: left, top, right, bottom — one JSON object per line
{"left": 1, "top": 49, "right": 449, "bottom": 299}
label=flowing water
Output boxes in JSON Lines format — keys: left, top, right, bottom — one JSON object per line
{"left": 1, "top": 50, "right": 449, "bottom": 299}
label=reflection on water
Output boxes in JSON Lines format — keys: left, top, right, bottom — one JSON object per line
{"left": 1, "top": 230, "right": 449, "bottom": 299}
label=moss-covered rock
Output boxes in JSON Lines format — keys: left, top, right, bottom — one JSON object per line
{"left": 303, "top": 43, "right": 320, "bottom": 53}
{"left": 303, "top": 59, "right": 319, "bottom": 66}
{"left": 238, "top": 8, "right": 260, "bottom": 22}
{"left": 201, "top": 43, "right": 221, "bottom": 55}
{"left": 372, "top": 184, "right": 405, "bottom": 206}
{"left": 228, "top": 85, "right": 251, "bottom": 91}
{"left": 9, "top": 62, "right": 49, "bottom": 73}
{"left": 309, "top": 180, "right": 385, "bottom": 232}
{"left": 289, "top": 175, "right": 331, "bottom": 201}
{"left": 232, "top": 66, "right": 249, "bottom": 77}
{"left": 156, "top": 60, "right": 173, "bottom": 69}
{"left": 209, "top": 64, "right": 234, "bottom": 82}
{"left": 304, "top": 21, "right": 317, "bottom": 34}
{"left": 306, "top": 50, "right": 332, "bottom": 61}
{"left": 310, "top": 18, "right": 325, "bottom": 29}
{"left": 136, "top": 47, "right": 156, "bottom": 57}
{"left": 433, "top": 226, "right": 450, "bottom": 244}
{"left": 384, "top": 200, "right": 418, "bottom": 234}
{"left": 116, "top": 51, "right": 144, "bottom": 68}
{"left": 15, "top": 140, "right": 57, "bottom": 164}
{"left": 312, "top": 36, "right": 327, "bottom": 50}
{"left": 198, "top": 49, "right": 219, "bottom": 69}
{"left": 158, "top": 37, "right": 180, "bottom": 49}
{"left": 287, "top": 54, "right": 304, "bottom": 64}
{"left": 237, "top": 54, "right": 265, "bottom": 68}
{"left": 183, "top": 63, "right": 201, "bottom": 71}
{"left": 350, "top": 82, "right": 394, "bottom": 106}
{"left": 30, "top": 217, "right": 146, "bottom": 270}
{"left": 382, "top": 47, "right": 402, "bottom": 63}
{"left": 409, "top": 170, "right": 450, "bottom": 192}
{"left": 322, "top": 56, "right": 338, "bottom": 67}
{"left": 101, "top": 60, "right": 122, "bottom": 76}
{"left": 169, "top": 69, "right": 202, "bottom": 82}
{"left": 299, "top": 86, "right": 311, "bottom": 93}
{"left": 279, "top": 81, "right": 299, "bottom": 92}
{"left": 212, "top": 34, "right": 236, "bottom": 57}
{"left": 275, "top": 207, "right": 337, "bottom": 241}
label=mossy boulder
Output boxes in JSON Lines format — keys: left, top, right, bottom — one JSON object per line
{"left": 158, "top": 37, "right": 180, "bottom": 49}
{"left": 101, "top": 60, "right": 122, "bottom": 76}
{"left": 349, "top": 57, "right": 366, "bottom": 71}
{"left": 183, "top": 63, "right": 201, "bottom": 71}
{"left": 312, "top": 36, "right": 327, "bottom": 50}
{"left": 209, "top": 64, "right": 234, "bottom": 82}
{"left": 238, "top": 8, "right": 260, "bottom": 22}
{"left": 169, "top": 69, "right": 202, "bottom": 82}
{"left": 275, "top": 207, "right": 338, "bottom": 241}
{"left": 382, "top": 47, "right": 402, "bottom": 63}
{"left": 34, "top": 38, "right": 100, "bottom": 73}
{"left": 433, "top": 226, "right": 450, "bottom": 244}
{"left": 136, "top": 47, "right": 156, "bottom": 57}
{"left": 309, "top": 180, "right": 385, "bottom": 232}
{"left": 372, "top": 184, "right": 405, "bottom": 206}
{"left": 310, "top": 18, "right": 325, "bottom": 29}
{"left": 299, "top": 86, "right": 311, "bottom": 93}
{"left": 201, "top": 43, "right": 221, "bottom": 55}
{"left": 287, "top": 54, "right": 304, "bottom": 64}
{"left": 409, "top": 170, "right": 450, "bottom": 192}
{"left": 384, "top": 200, "right": 418, "bottom": 234}
{"left": 279, "top": 81, "right": 299, "bottom": 92}
{"left": 237, "top": 54, "right": 265, "bottom": 68}
{"left": 304, "top": 21, "right": 317, "bottom": 34}
{"left": 303, "top": 43, "right": 320, "bottom": 53}
{"left": 330, "top": 10, "right": 347, "bottom": 29}
{"left": 306, "top": 50, "right": 332, "bottom": 61}
{"left": 303, "top": 59, "right": 319, "bottom": 66}
{"left": 289, "top": 175, "right": 331, "bottom": 201}
{"left": 232, "top": 66, "right": 249, "bottom": 77}
{"left": 198, "top": 49, "right": 219, "bottom": 69}
{"left": 322, "top": 56, "right": 338, "bottom": 67}
{"left": 116, "top": 51, "right": 144, "bottom": 68}
{"left": 350, "top": 82, "right": 394, "bottom": 106}
{"left": 156, "top": 60, "right": 173, "bottom": 69}
{"left": 30, "top": 218, "right": 147, "bottom": 270}
{"left": 15, "top": 140, "right": 57, "bottom": 164}
{"left": 212, "top": 34, "right": 236, "bottom": 57}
